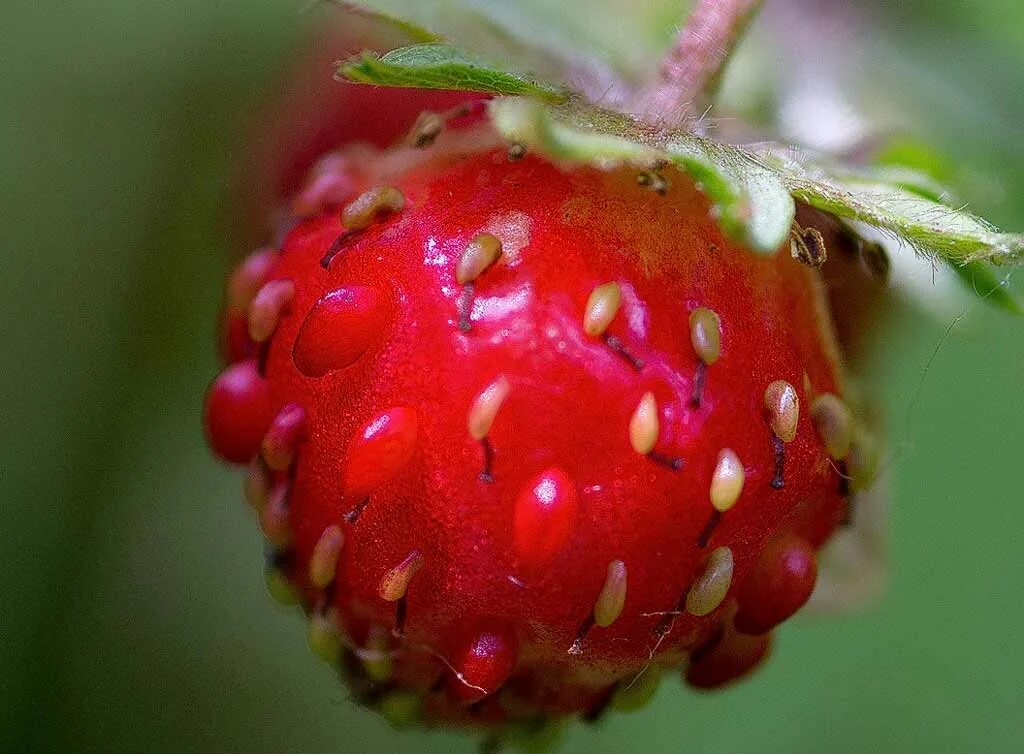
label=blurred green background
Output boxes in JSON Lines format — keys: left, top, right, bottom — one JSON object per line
{"left": 2, "top": 1, "right": 1022, "bottom": 752}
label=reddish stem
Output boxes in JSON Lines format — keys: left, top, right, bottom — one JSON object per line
{"left": 640, "top": 0, "right": 762, "bottom": 127}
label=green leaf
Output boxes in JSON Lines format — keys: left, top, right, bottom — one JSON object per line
{"left": 338, "top": 44, "right": 566, "bottom": 101}
{"left": 753, "top": 145, "right": 1024, "bottom": 265}
{"left": 490, "top": 98, "right": 794, "bottom": 254}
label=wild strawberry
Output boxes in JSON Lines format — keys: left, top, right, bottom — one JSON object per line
{"left": 204, "top": 116, "right": 863, "bottom": 731}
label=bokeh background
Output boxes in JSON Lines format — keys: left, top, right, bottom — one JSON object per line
{"left": 3, "top": 1, "right": 1022, "bottom": 752}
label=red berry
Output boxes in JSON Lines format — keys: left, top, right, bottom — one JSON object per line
{"left": 205, "top": 117, "right": 855, "bottom": 729}
{"left": 734, "top": 533, "right": 818, "bottom": 635}
{"left": 204, "top": 359, "right": 272, "bottom": 464}
{"left": 513, "top": 468, "right": 580, "bottom": 576}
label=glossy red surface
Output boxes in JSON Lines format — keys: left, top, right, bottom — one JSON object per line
{"left": 207, "top": 130, "right": 848, "bottom": 722}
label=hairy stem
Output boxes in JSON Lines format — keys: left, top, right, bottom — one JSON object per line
{"left": 640, "top": 0, "right": 762, "bottom": 128}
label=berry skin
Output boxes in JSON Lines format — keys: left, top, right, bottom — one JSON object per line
{"left": 206, "top": 118, "right": 856, "bottom": 729}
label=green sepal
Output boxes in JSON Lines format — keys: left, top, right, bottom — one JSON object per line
{"left": 338, "top": 44, "right": 567, "bottom": 102}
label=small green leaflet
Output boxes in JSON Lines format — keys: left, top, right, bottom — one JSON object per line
{"left": 339, "top": 44, "right": 566, "bottom": 101}
{"left": 339, "top": 0, "right": 683, "bottom": 87}
{"left": 753, "top": 144, "right": 1024, "bottom": 266}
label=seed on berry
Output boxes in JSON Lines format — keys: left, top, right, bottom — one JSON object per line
{"left": 685, "top": 546, "right": 734, "bottom": 617}
{"left": 379, "top": 550, "right": 425, "bottom": 602}
{"left": 248, "top": 279, "right": 295, "bottom": 343}
{"left": 261, "top": 403, "right": 307, "bottom": 471}
{"left": 689, "top": 307, "right": 722, "bottom": 364}
{"left": 689, "top": 307, "right": 721, "bottom": 406}
{"left": 341, "top": 186, "right": 405, "bottom": 230}
{"left": 710, "top": 448, "right": 744, "bottom": 512}
{"left": 629, "top": 392, "right": 659, "bottom": 456}
{"left": 409, "top": 110, "right": 444, "bottom": 147}
{"left": 467, "top": 375, "right": 511, "bottom": 441}
{"left": 764, "top": 380, "right": 800, "bottom": 442}
{"left": 594, "top": 559, "right": 628, "bottom": 628}
{"left": 456, "top": 233, "right": 503, "bottom": 285}
{"left": 309, "top": 525, "right": 345, "bottom": 590}
{"left": 583, "top": 282, "right": 622, "bottom": 337}
{"left": 227, "top": 249, "right": 277, "bottom": 315}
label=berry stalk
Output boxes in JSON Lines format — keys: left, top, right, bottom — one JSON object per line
{"left": 640, "top": 0, "right": 763, "bottom": 127}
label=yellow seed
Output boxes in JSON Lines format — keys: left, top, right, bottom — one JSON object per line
{"left": 248, "top": 278, "right": 295, "bottom": 343}
{"left": 710, "top": 448, "right": 745, "bottom": 512}
{"left": 629, "top": 392, "right": 659, "bottom": 456}
{"left": 456, "top": 233, "right": 503, "bottom": 285}
{"left": 341, "top": 186, "right": 405, "bottom": 230}
{"left": 308, "top": 525, "right": 345, "bottom": 589}
{"left": 378, "top": 550, "right": 424, "bottom": 602}
{"left": 764, "top": 380, "right": 800, "bottom": 442}
{"left": 467, "top": 375, "right": 511, "bottom": 441}
{"left": 583, "top": 282, "right": 622, "bottom": 337}
{"left": 307, "top": 610, "right": 341, "bottom": 664}
{"left": 685, "top": 547, "right": 734, "bottom": 617}
{"left": 593, "top": 560, "right": 628, "bottom": 628}
{"left": 264, "top": 567, "right": 299, "bottom": 606}
{"left": 689, "top": 307, "right": 721, "bottom": 364}
{"left": 811, "top": 393, "right": 853, "bottom": 459}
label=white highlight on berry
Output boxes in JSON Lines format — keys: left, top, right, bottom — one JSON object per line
{"left": 594, "top": 560, "right": 628, "bottom": 628}
{"left": 685, "top": 546, "right": 734, "bottom": 617}
{"left": 583, "top": 282, "right": 622, "bottom": 337}
{"left": 710, "top": 448, "right": 745, "bottom": 512}
{"left": 467, "top": 375, "right": 511, "bottom": 441}
{"left": 309, "top": 525, "right": 345, "bottom": 590}
{"left": 629, "top": 392, "right": 660, "bottom": 456}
